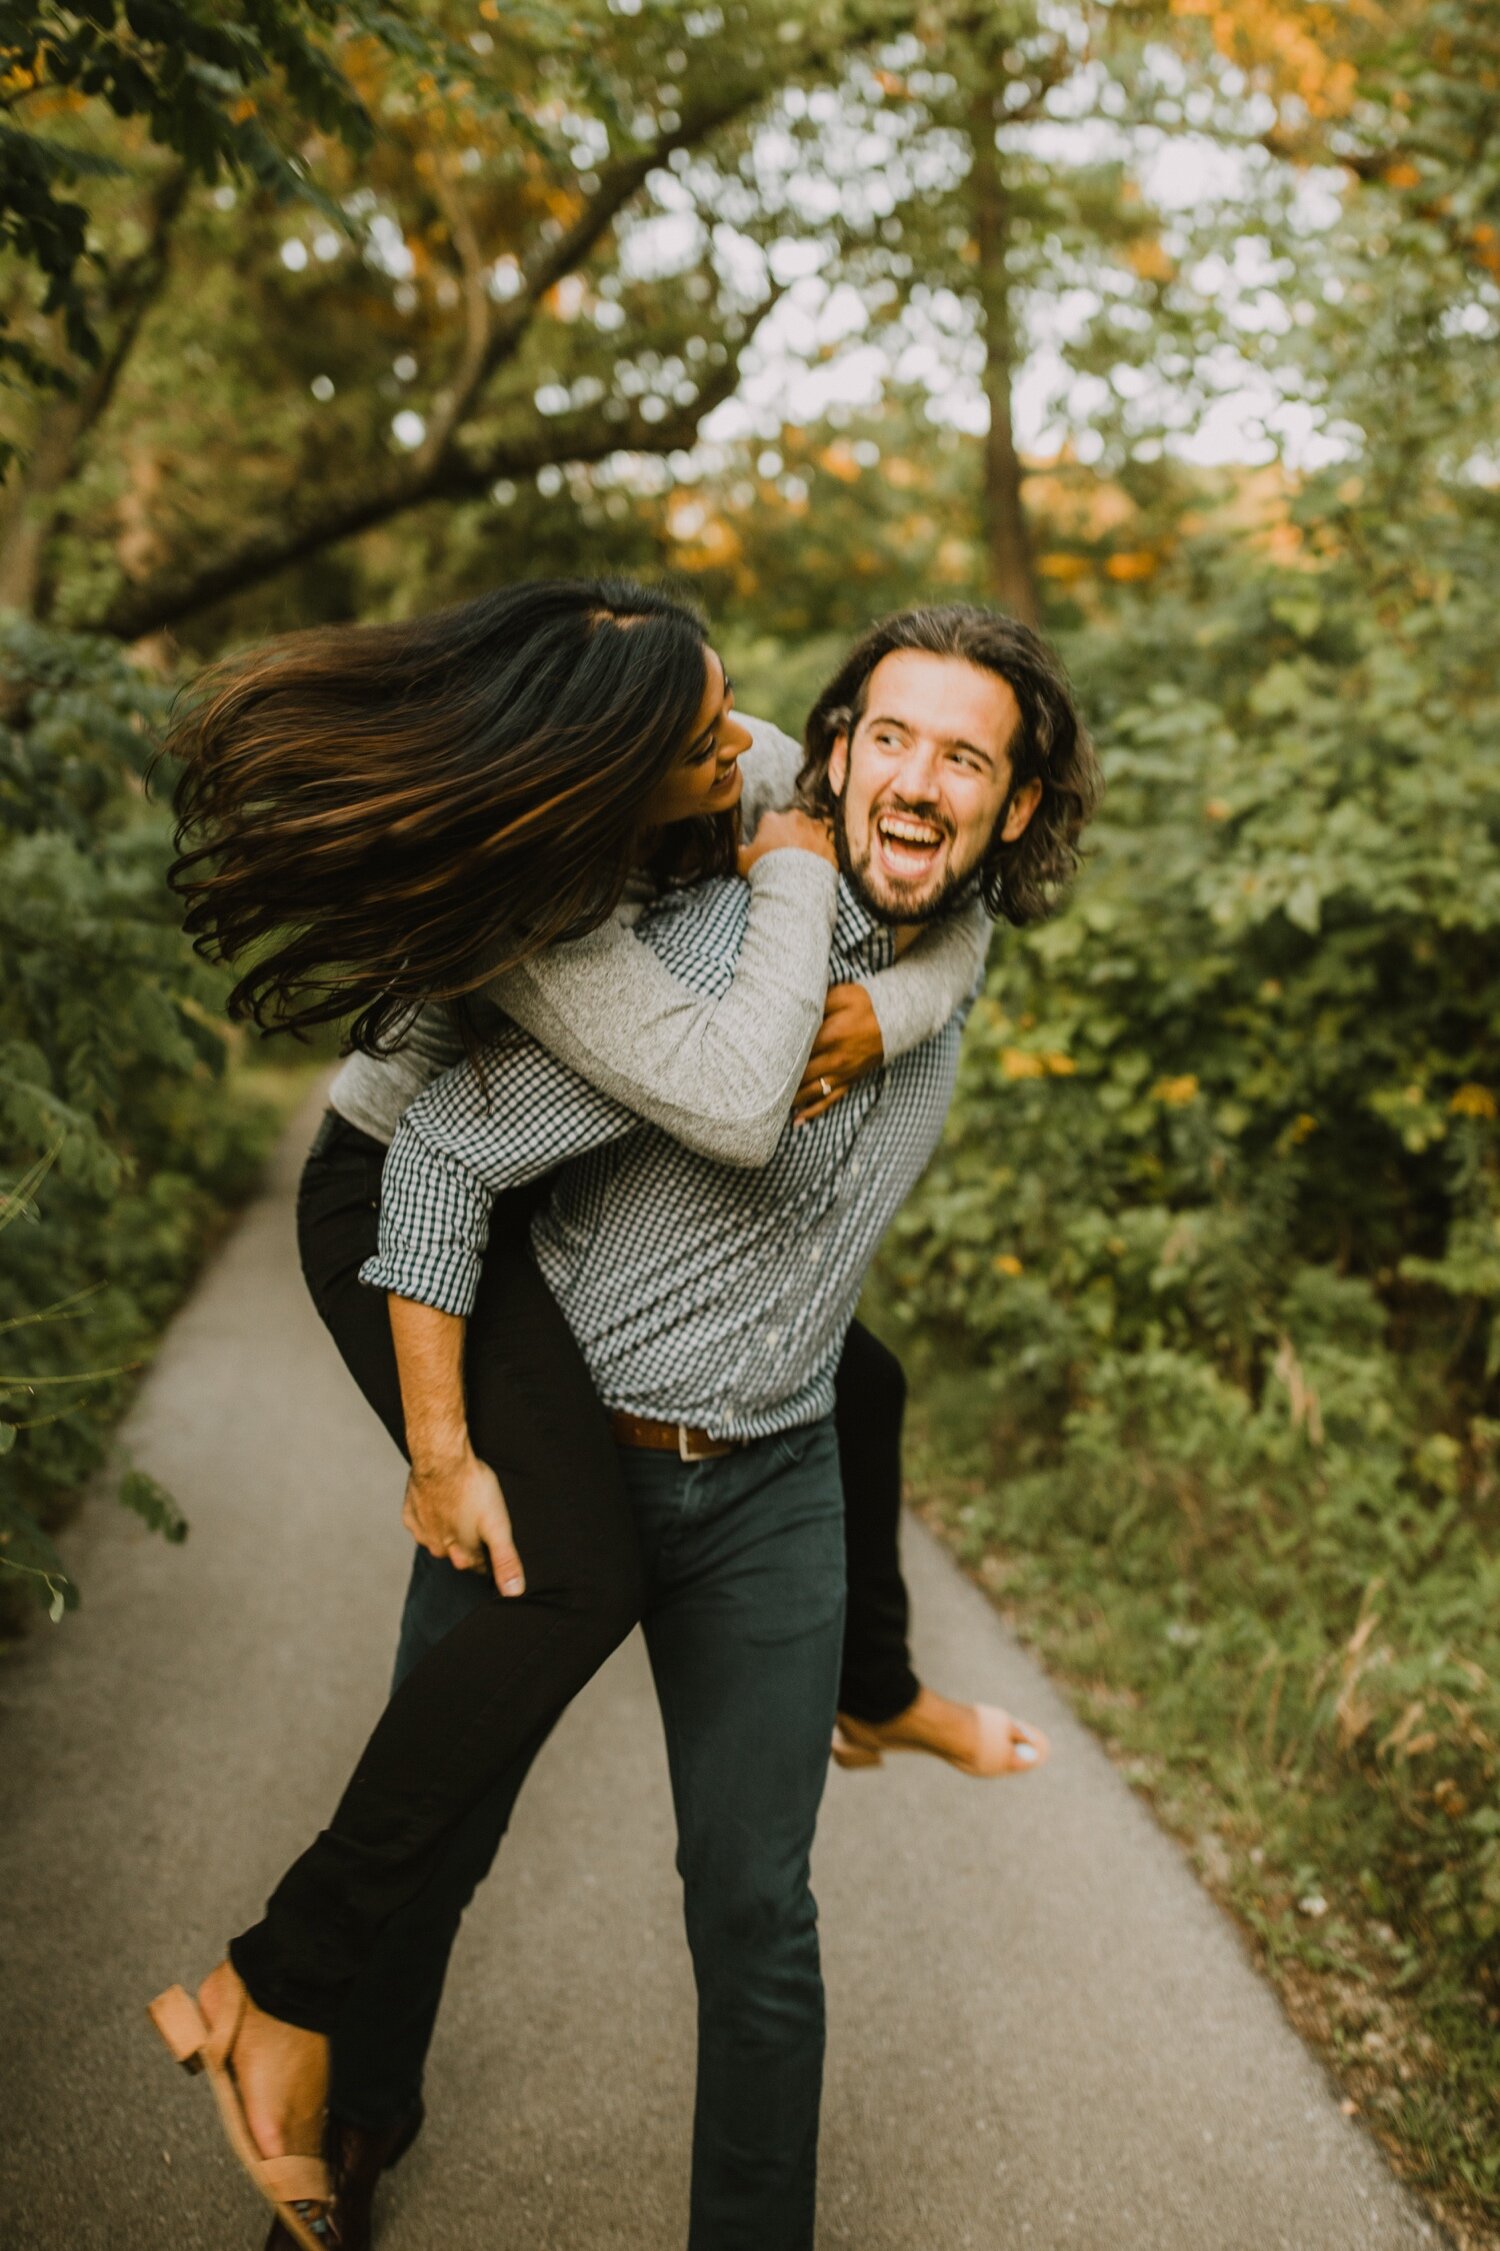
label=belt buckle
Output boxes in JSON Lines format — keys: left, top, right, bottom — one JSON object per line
{"left": 677, "top": 1424, "right": 713, "bottom": 1462}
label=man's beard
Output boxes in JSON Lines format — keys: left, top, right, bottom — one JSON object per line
{"left": 832, "top": 790, "right": 985, "bottom": 926}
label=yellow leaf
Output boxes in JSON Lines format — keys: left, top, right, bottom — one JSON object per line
{"left": 1151, "top": 1075, "right": 1200, "bottom": 1106}
{"left": 1104, "top": 550, "right": 1158, "bottom": 583}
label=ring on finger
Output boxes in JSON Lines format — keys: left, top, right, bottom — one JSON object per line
{"left": 819, "top": 1075, "right": 832, "bottom": 1099}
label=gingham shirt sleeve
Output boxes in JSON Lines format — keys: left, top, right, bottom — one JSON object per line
{"left": 858, "top": 899, "right": 991, "bottom": 1060}
{"left": 360, "top": 1031, "right": 638, "bottom": 1317}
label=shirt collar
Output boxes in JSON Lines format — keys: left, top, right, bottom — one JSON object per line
{"left": 832, "top": 876, "right": 897, "bottom": 972}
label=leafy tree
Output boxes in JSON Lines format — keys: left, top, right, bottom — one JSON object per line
{"left": 0, "top": 1, "right": 412, "bottom": 460}
{"left": 0, "top": 0, "right": 924, "bottom": 633}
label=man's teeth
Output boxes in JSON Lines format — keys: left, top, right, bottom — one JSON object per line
{"left": 878, "top": 816, "right": 942, "bottom": 847}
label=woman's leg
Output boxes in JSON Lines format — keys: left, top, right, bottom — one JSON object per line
{"left": 833, "top": 1315, "right": 1049, "bottom": 1778}
{"left": 227, "top": 1116, "right": 643, "bottom": 2035}
{"left": 834, "top": 1319, "right": 920, "bottom": 1725}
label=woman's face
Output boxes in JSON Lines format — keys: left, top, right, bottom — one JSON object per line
{"left": 640, "top": 648, "right": 752, "bottom": 828}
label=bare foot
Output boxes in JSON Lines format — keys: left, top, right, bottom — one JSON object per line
{"left": 198, "top": 1961, "right": 328, "bottom": 2168}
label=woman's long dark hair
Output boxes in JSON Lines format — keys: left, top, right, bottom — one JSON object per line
{"left": 797, "top": 604, "right": 1100, "bottom": 925}
{"left": 167, "top": 578, "right": 729, "bottom": 1051}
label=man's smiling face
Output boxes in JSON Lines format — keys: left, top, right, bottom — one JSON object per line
{"left": 828, "top": 648, "right": 1042, "bottom": 924}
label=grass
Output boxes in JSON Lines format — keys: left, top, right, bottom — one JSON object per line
{"left": 899, "top": 1359, "right": 1500, "bottom": 2251}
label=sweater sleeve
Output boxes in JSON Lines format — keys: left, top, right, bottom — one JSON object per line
{"left": 484, "top": 843, "right": 838, "bottom": 1170}
{"left": 858, "top": 900, "right": 992, "bottom": 1059}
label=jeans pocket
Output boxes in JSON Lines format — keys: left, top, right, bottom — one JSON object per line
{"left": 770, "top": 1423, "right": 818, "bottom": 1472}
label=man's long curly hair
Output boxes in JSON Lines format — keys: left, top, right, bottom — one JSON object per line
{"left": 167, "top": 577, "right": 732, "bottom": 1052}
{"left": 797, "top": 604, "right": 1100, "bottom": 925}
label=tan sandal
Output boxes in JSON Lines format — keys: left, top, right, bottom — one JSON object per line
{"left": 147, "top": 1974, "right": 333, "bottom": 2249}
{"left": 833, "top": 1701, "right": 1050, "bottom": 1778}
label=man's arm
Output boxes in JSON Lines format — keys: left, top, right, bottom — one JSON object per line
{"left": 360, "top": 1029, "right": 637, "bottom": 1576}
{"left": 361, "top": 1029, "right": 636, "bottom": 1316}
{"left": 389, "top": 1295, "right": 527, "bottom": 1588}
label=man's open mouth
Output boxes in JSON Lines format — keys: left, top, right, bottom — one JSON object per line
{"left": 872, "top": 810, "right": 948, "bottom": 885}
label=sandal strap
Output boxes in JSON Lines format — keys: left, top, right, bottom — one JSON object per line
{"left": 198, "top": 1962, "right": 250, "bottom": 2072}
{"left": 259, "top": 2154, "right": 331, "bottom": 2203}
{"left": 972, "top": 1704, "right": 1018, "bottom": 1775}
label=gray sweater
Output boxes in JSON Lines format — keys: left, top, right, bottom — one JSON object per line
{"left": 330, "top": 716, "right": 990, "bottom": 1164}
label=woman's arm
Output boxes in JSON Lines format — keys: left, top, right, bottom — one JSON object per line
{"left": 794, "top": 904, "right": 993, "bottom": 1125}
{"left": 484, "top": 717, "right": 838, "bottom": 1169}
{"left": 860, "top": 899, "right": 992, "bottom": 1059}
{"left": 486, "top": 718, "right": 992, "bottom": 1165}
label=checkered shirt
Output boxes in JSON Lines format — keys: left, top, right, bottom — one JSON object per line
{"left": 363, "top": 874, "right": 970, "bottom": 1439}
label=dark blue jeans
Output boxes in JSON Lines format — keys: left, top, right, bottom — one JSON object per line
{"left": 334, "top": 1420, "right": 846, "bottom": 2251}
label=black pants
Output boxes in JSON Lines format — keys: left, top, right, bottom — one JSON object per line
{"left": 230, "top": 1115, "right": 920, "bottom": 2040}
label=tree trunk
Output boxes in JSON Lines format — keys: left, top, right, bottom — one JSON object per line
{"left": 0, "top": 170, "right": 187, "bottom": 620}
{"left": 968, "top": 89, "right": 1039, "bottom": 627}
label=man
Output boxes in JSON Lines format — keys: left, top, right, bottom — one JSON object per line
{"left": 318, "top": 606, "right": 1098, "bottom": 2249}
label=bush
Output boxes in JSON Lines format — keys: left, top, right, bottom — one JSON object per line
{"left": 0, "top": 619, "right": 286, "bottom": 1618}
{"left": 880, "top": 516, "right": 1500, "bottom": 2181}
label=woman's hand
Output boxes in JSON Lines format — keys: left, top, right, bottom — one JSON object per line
{"left": 793, "top": 983, "right": 885, "bottom": 1124}
{"left": 737, "top": 806, "right": 838, "bottom": 878}
{"left": 402, "top": 1447, "right": 525, "bottom": 1595}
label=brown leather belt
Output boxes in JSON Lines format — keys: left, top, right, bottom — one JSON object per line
{"left": 610, "top": 1410, "right": 741, "bottom": 1461}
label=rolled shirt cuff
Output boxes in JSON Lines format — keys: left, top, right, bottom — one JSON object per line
{"left": 358, "top": 1128, "right": 494, "bottom": 1318}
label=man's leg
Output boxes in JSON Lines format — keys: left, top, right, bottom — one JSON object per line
{"left": 630, "top": 1422, "right": 846, "bottom": 2251}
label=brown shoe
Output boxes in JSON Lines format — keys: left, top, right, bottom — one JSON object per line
{"left": 263, "top": 2102, "right": 425, "bottom": 2251}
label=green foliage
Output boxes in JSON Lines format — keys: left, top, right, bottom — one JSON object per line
{"left": 0, "top": 0, "right": 397, "bottom": 432}
{"left": 876, "top": 506, "right": 1500, "bottom": 2201}
{"left": 0, "top": 617, "right": 285, "bottom": 1616}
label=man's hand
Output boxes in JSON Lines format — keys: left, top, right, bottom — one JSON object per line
{"left": 793, "top": 983, "right": 885, "bottom": 1124}
{"left": 402, "top": 1447, "right": 525, "bottom": 1594}
{"left": 737, "top": 806, "right": 838, "bottom": 878}
{"left": 387, "top": 1292, "right": 525, "bottom": 1593}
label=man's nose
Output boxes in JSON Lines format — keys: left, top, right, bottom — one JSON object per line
{"left": 889, "top": 740, "right": 944, "bottom": 803}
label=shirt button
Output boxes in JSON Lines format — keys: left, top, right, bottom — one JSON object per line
{"left": 765, "top": 1327, "right": 781, "bottom": 1348}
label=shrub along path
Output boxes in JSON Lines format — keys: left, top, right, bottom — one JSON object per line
{"left": 0, "top": 1096, "right": 1446, "bottom": 2250}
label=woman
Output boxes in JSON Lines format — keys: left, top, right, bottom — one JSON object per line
{"left": 150, "top": 579, "right": 1044, "bottom": 2249}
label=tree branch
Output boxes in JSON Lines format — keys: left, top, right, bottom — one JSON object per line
{"left": 411, "top": 155, "right": 493, "bottom": 476}
{"left": 94, "top": 289, "right": 782, "bottom": 639}
{"left": 82, "top": 6, "right": 917, "bottom": 637}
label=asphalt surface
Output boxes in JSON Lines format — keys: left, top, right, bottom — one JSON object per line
{"left": 0, "top": 1091, "right": 1445, "bottom": 2250}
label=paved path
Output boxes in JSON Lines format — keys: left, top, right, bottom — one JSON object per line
{"left": 1, "top": 1096, "right": 1444, "bottom": 2251}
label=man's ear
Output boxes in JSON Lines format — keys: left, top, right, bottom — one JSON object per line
{"left": 828, "top": 730, "right": 850, "bottom": 798}
{"left": 1000, "top": 776, "right": 1043, "bottom": 844}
